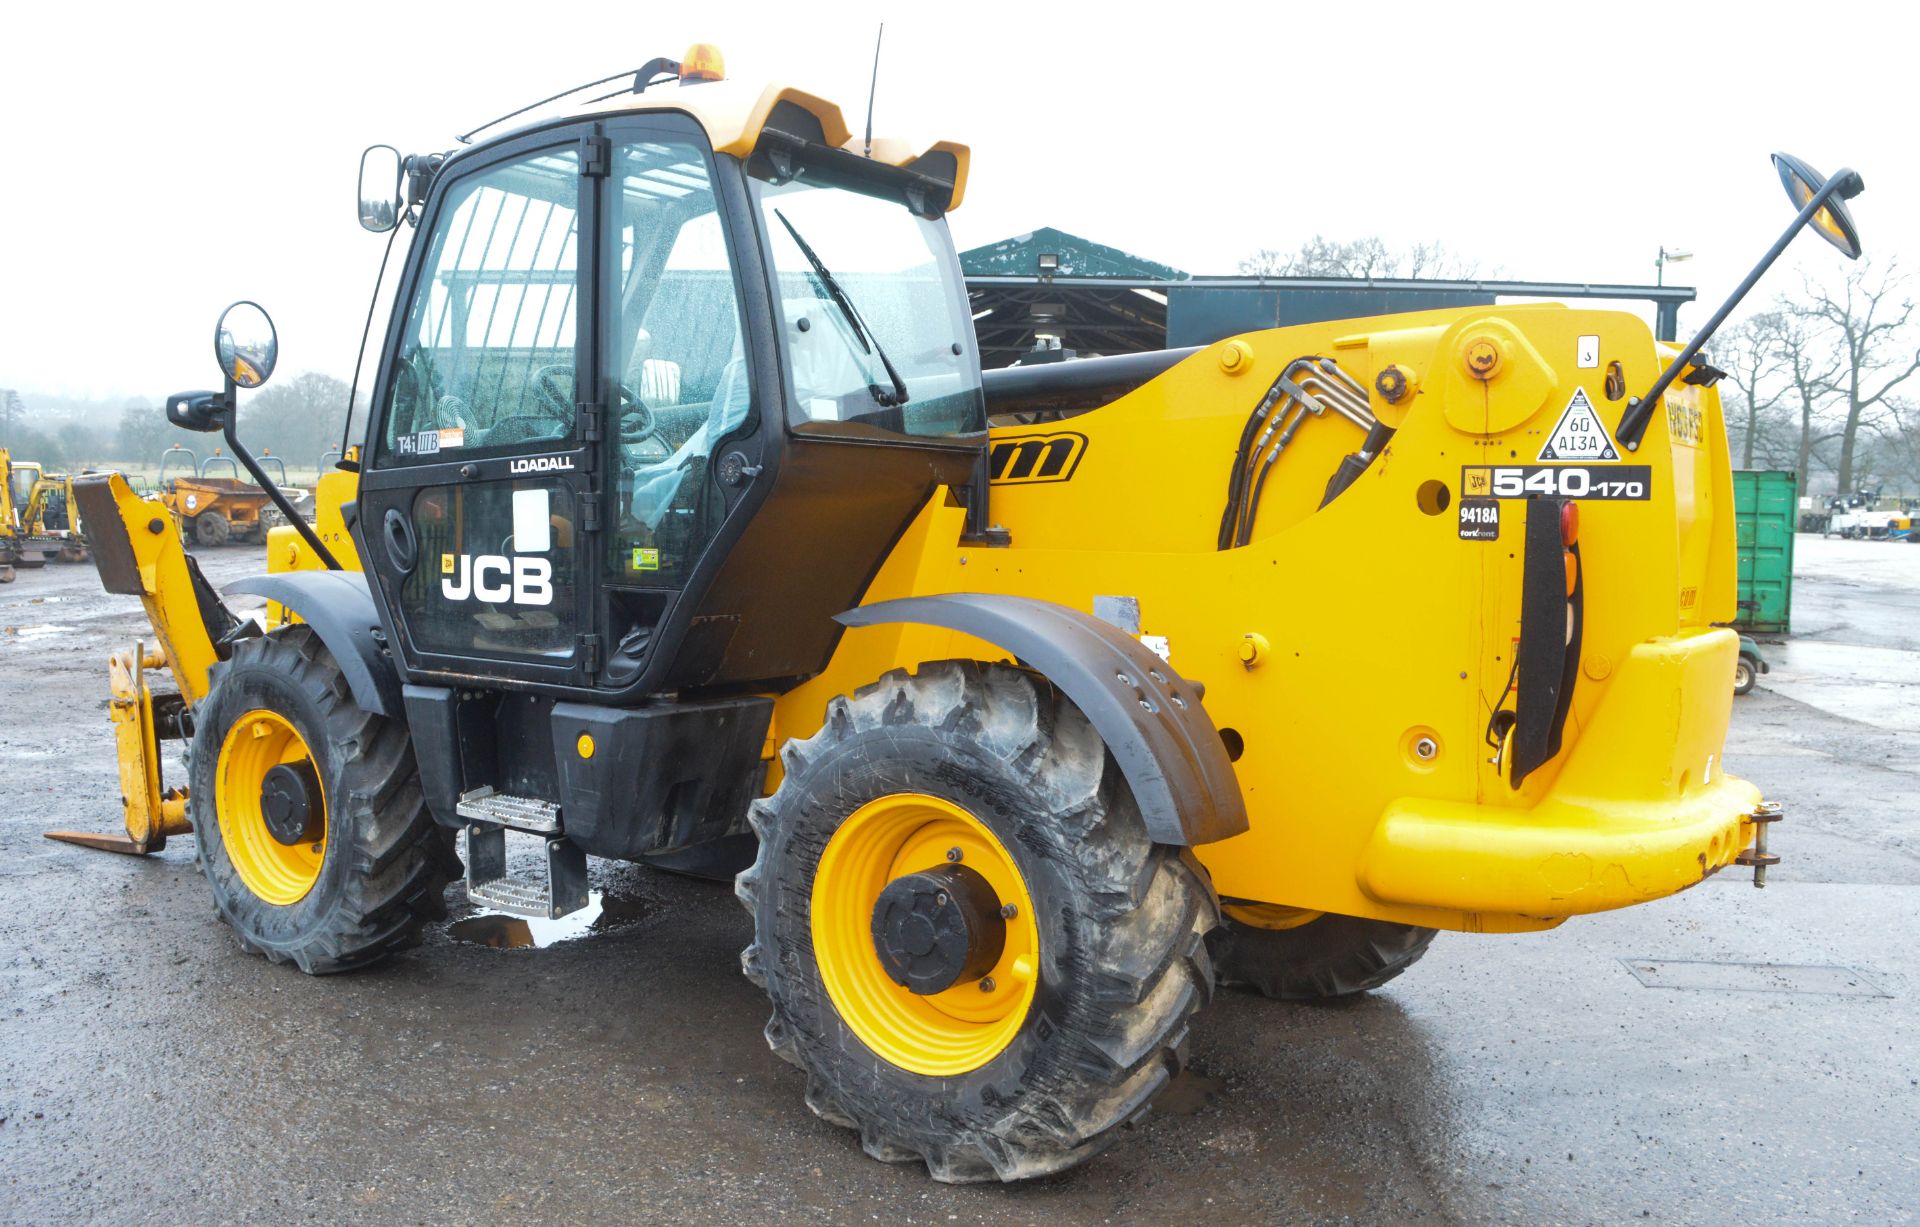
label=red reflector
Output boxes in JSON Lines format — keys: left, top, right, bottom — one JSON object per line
{"left": 1560, "top": 501, "right": 1579, "bottom": 546}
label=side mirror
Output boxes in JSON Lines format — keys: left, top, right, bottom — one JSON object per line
{"left": 166, "top": 391, "right": 224, "bottom": 433}
{"left": 215, "top": 300, "right": 278, "bottom": 388}
{"left": 359, "top": 144, "right": 403, "bottom": 233}
{"left": 1616, "top": 151, "right": 1867, "bottom": 452}
{"left": 1772, "top": 152, "right": 1864, "bottom": 260}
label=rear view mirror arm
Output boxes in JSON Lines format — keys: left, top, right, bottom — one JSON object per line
{"left": 1617, "top": 165, "right": 1864, "bottom": 451}
{"left": 219, "top": 395, "right": 342, "bottom": 571}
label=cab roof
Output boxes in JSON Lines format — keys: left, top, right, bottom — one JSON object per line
{"left": 483, "top": 76, "right": 971, "bottom": 211}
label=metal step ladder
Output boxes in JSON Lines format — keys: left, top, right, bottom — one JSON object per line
{"left": 457, "top": 787, "right": 588, "bottom": 919}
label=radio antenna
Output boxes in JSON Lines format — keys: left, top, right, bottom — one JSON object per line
{"left": 862, "top": 23, "right": 884, "bottom": 158}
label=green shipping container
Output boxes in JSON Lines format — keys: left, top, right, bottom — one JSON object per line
{"left": 1732, "top": 469, "right": 1796, "bottom": 634}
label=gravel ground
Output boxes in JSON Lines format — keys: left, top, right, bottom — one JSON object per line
{"left": 0, "top": 536, "right": 1914, "bottom": 1225}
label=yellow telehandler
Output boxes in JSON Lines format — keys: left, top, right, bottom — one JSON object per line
{"left": 53, "top": 46, "right": 1855, "bottom": 1181}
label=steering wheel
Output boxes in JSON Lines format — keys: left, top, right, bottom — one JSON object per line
{"left": 616, "top": 381, "right": 658, "bottom": 449}
{"left": 531, "top": 365, "right": 577, "bottom": 424}
{"left": 533, "top": 363, "right": 659, "bottom": 448}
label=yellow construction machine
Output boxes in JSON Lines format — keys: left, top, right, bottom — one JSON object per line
{"left": 154, "top": 442, "right": 280, "bottom": 545}
{"left": 0, "top": 450, "right": 85, "bottom": 577}
{"left": 54, "top": 47, "right": 1857, "bottom": 1181}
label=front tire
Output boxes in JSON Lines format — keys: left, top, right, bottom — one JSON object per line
{"left": 1734, "top": 656, "right": 1757, "bottom": 696}
{"left": 738, "top": 662, "right": 1217, "bottom": 1182}
{"left": 189, "top": 626, "right": 456, "bottom": 974}
{"left": 1210, "top": 910, "right": 1437, "bottom": 1001}
{"left": 195, "top": 512, "right": 231, "bottom": 546}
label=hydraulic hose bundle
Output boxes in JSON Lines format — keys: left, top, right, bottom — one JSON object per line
{"left": 1216, "top": 357, "right": 1378, "bottom": 550}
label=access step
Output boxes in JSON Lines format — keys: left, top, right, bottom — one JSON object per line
{"left": 456, "top": 787, "right": 561, "bottom": 833}
{"left": 464, "top": 824, "right": 588, "bottom": 919}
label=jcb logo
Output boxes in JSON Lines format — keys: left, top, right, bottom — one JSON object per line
{"left": 988, "top": 431, "right": 1087, "bottom": 485}
{"left": 441, "top": 554, "right": 554, "bottom": 606}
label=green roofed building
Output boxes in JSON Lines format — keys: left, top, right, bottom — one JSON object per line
{"left": 959, "top": 227, "right": 1189, "bottom": 282}
{"left": 960, "top": 227, "right": 1696, "bottom": 369}
{"left": 959, "top": 228, "right": 1187, "bottom": 367}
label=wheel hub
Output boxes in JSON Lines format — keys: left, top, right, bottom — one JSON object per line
{"left": 260, "top": 760, "right": 323, "bottom": 846}
{"left": 870, "top": 864, "right": 1006, "bottom": 995}
{"left": 216, "top": 709, "right": 327, "bottom": 905}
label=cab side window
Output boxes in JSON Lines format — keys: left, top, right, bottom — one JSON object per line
{"left": 382, "top": 149, "right": 581, "bottom": 463}
{"left": 606, "top": 141, "right": 748, "bottom": 587}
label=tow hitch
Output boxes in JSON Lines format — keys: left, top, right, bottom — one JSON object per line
{"left": 1735, "top": 801, "right": 1784, "bottom": 887}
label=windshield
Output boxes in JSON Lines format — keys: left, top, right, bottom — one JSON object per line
{"left": 753, "top": 173, "right": 983, "bottom": 440}
{"left": 9, "top": 465, "right": 39, "bottom": 509}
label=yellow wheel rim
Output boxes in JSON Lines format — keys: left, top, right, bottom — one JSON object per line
{"left": 811, "top": 792, "right": 1039, "bottom": 1077}
{"left": 216, "top": 709, "right": 327, "bottom": 906}
{"left": 1224, "top": 901, "right": 1324, "bottom": 930}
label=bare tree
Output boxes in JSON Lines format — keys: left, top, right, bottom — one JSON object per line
{"left": 1770, "top": 304, "right": 1846, "bottom": 493}
{"left": 115, "top": 402, "right": 174, "bottom": 462}
{"left": 1863, "top": 398, "right": 1920, "bottom": 493}
{"left": 1801, "top": 261, "right": 1920, "bottom": 492}
{"left": 1238, "top": 236, "right": 1478, "bottom": 279}
{"left": 1714, "top": 312, "right": 1790, "bottom": 468}
{"left": 240, "top": 372, "right": 351, "bottom": 469}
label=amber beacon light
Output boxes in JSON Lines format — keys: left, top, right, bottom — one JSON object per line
{"left": 679, "top": 43, "right": 725, "bottom": 83}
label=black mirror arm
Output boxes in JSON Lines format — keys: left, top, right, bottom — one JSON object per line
{"left": 1617, "top": 167, "right": 1864, "bottom": 451}
{"left": 218, "top": 381, "right": 343, "bottom": 571}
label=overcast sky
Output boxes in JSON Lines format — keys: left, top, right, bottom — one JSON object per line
{"left": 2, "top": 0, "right": 1909, "bottom": 401}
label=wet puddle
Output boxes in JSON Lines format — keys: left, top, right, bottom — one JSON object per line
{"left": 1, "top": 624, "right": 75, "bottom": 641}
{"left": 446, "top": 890, "right": 648, "bottom": 949}
{"left": 1156, "top": 1070, "right": 1226, "bottom": 1116}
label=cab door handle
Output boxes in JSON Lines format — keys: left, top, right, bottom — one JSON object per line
{"left": 383, "top": 508, "right": 418, "bottom": 574}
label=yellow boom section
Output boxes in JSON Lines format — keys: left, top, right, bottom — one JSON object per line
{"left": 72, "top": 472, "right": 222, "bottom": 702}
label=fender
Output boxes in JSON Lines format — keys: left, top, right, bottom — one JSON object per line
{"left": 223, "top": 571, "right": 401, "bottom": 718}
{"left": 837, "top": 594, "right": 1248, "bottom": 846}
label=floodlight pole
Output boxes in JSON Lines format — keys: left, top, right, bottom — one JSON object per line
{"left": 1618, "top": 167, "right": 1863, "bottom": 451}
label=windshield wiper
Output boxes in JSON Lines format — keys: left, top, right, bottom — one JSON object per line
{"left": 773, "top": 208, "right": 910, "bottom": 408}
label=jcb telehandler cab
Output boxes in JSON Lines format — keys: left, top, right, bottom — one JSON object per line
{"left": 56, "top": 47, "right": 1861, "bottom": 1181}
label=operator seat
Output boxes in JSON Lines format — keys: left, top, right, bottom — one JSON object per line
{"left": 627, "top": 355, "right": 751, "bottom": 531}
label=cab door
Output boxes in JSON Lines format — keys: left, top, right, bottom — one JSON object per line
{"left": 358, "top": 128, "right": 603, "bottom": 688}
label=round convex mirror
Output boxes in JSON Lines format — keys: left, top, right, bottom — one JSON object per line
{"left": 215, "top": 300, "right": 278, "bottom": 388}
{"left": 1771, "top": 152, "right": 1864, "bottom": 260}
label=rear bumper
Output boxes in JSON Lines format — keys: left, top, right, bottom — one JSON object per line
{"left": 1359, "top": 775, "right": 1763, "bottom": 916}
{"left": 1358, "top": 628, "right": 1765, "bottom": 918}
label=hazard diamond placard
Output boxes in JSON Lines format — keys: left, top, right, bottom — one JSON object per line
{"left": 1537, "top": 387, "right": 1619, "bottom": 462}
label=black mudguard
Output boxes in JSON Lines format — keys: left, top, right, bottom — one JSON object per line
{"left": 838, "top": 594, "right": 1249, "bottom": 846}
{"left": 224, "top": 571, "right": 401, "bottom": 718}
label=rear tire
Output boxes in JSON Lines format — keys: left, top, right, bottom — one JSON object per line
{"left": 195, "top": 512, "right": 231, "bottom": 546}
{"left": 189, "top": 626, "right": 457, "bottom": 974}
{"left": 1734, "top": 657, "right": 1757, "bottom": 696}
{"left": 738, "top": 662, "right": 1217, "bottom": 1182}
{"left": 1210, "top": 911, "right": 1436, "bottom": 1001}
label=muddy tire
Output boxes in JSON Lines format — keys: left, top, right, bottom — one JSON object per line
{"left": 189, "top": 626, "right": 457, "bottom": 974}
{"left": 195, "top": 512, "right": 231, "bottom": 547}
{"left": 1210, "top": 911, "right": 1436, "bottom": 1001}
{"left": 1734, "top": 656, "right": 1757, "bottom": 696}
{"left": 738, "top": 661, "right": 1217, "bottom": 1183}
